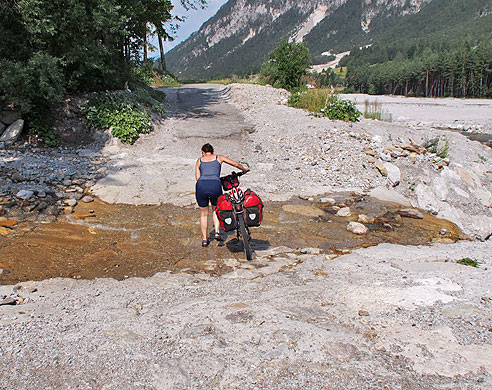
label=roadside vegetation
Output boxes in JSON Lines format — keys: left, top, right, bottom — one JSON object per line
{"left": 0, "top": 0, "right": 201, "bottom": 146}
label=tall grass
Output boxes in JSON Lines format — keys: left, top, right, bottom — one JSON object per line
{"left": 288, "top": 88, "right": 333, "bottom": 112}
{"left": 363, "top": 99, "right": 393, "bottom": 122}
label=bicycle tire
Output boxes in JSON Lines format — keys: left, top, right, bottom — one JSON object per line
{"left": 238, "top": 214, "right": 253, "bottom": 261}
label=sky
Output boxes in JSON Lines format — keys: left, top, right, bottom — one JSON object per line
{"left": 149, "top": 0, "right": 229, "bottom": 55}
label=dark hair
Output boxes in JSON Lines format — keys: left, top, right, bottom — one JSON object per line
{"left": 201, "top": 143, "right": 214, "bottom": 153}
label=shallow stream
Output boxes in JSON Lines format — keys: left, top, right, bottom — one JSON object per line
{"left": 0, "top": 194, "right": 465, "bottom": 285}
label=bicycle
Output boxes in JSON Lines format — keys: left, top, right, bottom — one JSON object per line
{"left": 217, "top": 170, "right": 263, "bottom": 261}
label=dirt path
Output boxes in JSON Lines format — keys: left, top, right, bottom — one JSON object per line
{"left": 91, "top": 84, "right": 252, "bottom": 206}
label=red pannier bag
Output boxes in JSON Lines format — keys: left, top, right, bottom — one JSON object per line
{"left": 244, "top": 189, "right": 264, "bottom": 227}
{"left": 216, "top": 194, "right": 237, "bottom": 232}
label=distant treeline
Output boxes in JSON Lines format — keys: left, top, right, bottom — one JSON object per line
{"left": 343, "top": 39, "right": 492, "bottom": 98}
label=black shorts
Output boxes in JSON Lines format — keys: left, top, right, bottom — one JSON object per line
{"left": 195, "top": 180, "right": 222, "bottom": 207}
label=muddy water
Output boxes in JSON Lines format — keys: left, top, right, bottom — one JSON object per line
{"left": 0, "top": 195, "right": 465, "bottom": 285}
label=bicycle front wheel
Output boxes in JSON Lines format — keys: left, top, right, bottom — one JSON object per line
{"left": 238, "top": 214, "right": 253, "bottom": 261}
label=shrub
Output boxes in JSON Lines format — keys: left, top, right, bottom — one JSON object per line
{"left": 82, "top": 92, "right": 152, "bottom": 144}
{"left": 27, "top": 113, "right": 61, "bottom": 147}
{"left": 423, "top": 136, "right": 449, "bottom": 158}
{"left": 456, "top": 258, "right": 479, "bottom": 267}
{"left": 316, "top": 95, "right": 362, "bottom": 122}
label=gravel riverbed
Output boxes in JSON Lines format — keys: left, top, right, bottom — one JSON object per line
{"left": 1, "top": 84, "right": 491, "bottom": 389}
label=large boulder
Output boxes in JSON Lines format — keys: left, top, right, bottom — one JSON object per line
{"left": 383, "top": 162, "right": 401, "bottom": 187}
{"left": 0, "top": 119, "right": 24, "bottom": 144}
{"left": 0, "top": 110, "right": 20, "bottom": 125}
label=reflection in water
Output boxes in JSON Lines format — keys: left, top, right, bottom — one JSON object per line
{"left": 0, "top": 195, "right": 465, "bottom": 285}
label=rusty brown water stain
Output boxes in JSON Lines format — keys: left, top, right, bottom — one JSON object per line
{"left": 0, "top": 196, "right": 465, "bottom": 285}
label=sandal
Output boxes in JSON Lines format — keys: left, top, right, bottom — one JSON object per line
{"left": 214, "top": 232, "right": 223, "bottom": 241}
{"left": 201, "top": 239, "right": 209, "bottom": 247}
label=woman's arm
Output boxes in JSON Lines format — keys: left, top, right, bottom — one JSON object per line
{"left": 218, "top": 155, "right": 249, "bottom": 173}
{"left": 195, "top": 158, "right": 201, "bottom": 181}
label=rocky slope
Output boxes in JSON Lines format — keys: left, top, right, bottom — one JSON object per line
{"left": 166, "top": 0, "right": 432, "bottom": 79}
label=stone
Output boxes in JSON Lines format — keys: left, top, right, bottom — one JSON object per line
{"left": 64, "top": 198, "right": 77, "bottom": 207}
{"left": 358, "top": 310, "right": 369, "bottom": 316}
{"left": 37, "top": 190, "right": 47, "bottom": 198}
{"left": 63, "top": 179, "right": 72, "bottom": 186}
{"left": 375, "top": 162, "right": 388, "bottom": 176}
{"left": 415, "top": 184, "right": 440, "bottom": 215}
{"left": 398, "top": 209, "right": 424, "bottom": 219}
{"left": 0, "top": 219, "right": 17, "bottom": 227}
{"left": 336, "top": 207, "right": 351, "bottom": 217}
{"left": 383, "top": 162, "right": 401, "bottom": 187}
{"left": 358, "top": 214, "right": 374, "bottom": 224}
{"left": 0, "top": 226, "right": 11, "bottom": 236}
{"left": 44, "top": 205, "right": 59, "bottom": 216}
{"left": 369, "top": 187, "right": 411, "bottom": 206}
{"left": 364, "top": 149, "right": 376, "bottom": 156}
{"left": 16, "top": 189, "right": 34, "bottom": 200}
{"left": 320, "top": 197, "right": 335, "bottom": 205}
{"left": 0, "top": 297, "right": 16, "bottom": 306}
{"left": 0, "top": 110, "right": 20, "bottom": 125}
{"left": 347, "top": 222, "right": 368, "bottom": 235}
{"left": 81, "top": 195, "right": 94, "bottom": 203}
{"left": 0, "top": 119, "right": 24, "bottom": 144}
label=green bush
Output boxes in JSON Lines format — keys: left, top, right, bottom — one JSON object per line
{"left": 261, "top": 40, "right": 311, "bottom": 91}
{"left": 315, "top": 95, "right": 361, "bottom": 122}
{"left": 27, "top": 113, "right": 61, "bottom": 147}
{"left": 82, "top": 92, "right": 152, "bottom": 144}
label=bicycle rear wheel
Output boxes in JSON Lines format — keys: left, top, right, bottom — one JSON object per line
{"left": 238, "top": 214, "right": 253, "bottom": 261}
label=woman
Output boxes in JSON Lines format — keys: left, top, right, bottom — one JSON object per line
{"left": 195, "top": 143, "right": 249, "bottom": 247}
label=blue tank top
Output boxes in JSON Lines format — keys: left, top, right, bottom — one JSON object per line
{"left": 199, "top": 156, "right": 221, "bottom": 181}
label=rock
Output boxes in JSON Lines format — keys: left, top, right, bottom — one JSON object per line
{"left": 383, "top": 162, "right": 401, "bottom": 187}
{"left": 358, "top": 310, "right": 369, "bottom": 316}
{"left": 81, "top": 195, "right": 94, "bottom": 203}
{"left": 16, "top": 189, "right": 34, "bottom": 200}
{"left": 0, "top": 219, "right": 17, "bottom": 227}
{"left": 358, "top": 214, "right": 374, "bottom": 224}
{"left": 63, "top": 179, "right": 72, "bottom": 186}
{"left": 37, "top": 190, "right": 47, "bottom": 198}
{"left": 0, "top": 227, "right": 11, "bottom": 236}
{"left": 364, "top": 149, "right": 376, "bottom": 156}
{"left": 336, "top": 207, "right": 351, "bottom": 217}
{"left": 0, "top": 119, "right": 24, "bottom": 144}
{"left": 398, "top": 209, "right": 424, "bottom": 219}
{"left": 0, "top": 122, "right": 6, "bottom": 135}
{"left": 64, "top": 198, "right": 77, "bottom": 207}
{"left": 44, "top": 205, "right": 59, "bottom": 216}
{"left": 415, "top": 184, "right": 440, "bottom": 215}
{"left": 379, "top": 152, "right": 392, "bottom": 162}
{"left": 320, "top": 197, "right": 335, "bottom": 205}
{"left": 36, "top": 201, "right": 49, "bottom": 211}
{"left": 375, "top": 162, "right": 388, "bottom": 176}
{"left": 347, "top": 222, "right": 368, "bottom": 235}
{"left": 369, "top": 187, "right": 411, "bottom": 206}
{"left": 0, "top": 297, "right": 17, "bottom": 306}
{"left": 0, "top": 110, "right": 20, "bottom": 125}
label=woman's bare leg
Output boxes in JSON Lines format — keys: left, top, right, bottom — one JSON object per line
{"left": 199, "top": 206, "right": 209, "bottom": 241}
{"left": 212, "top": 206, "right": 220, "bottom": 234}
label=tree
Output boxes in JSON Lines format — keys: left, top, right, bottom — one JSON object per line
{"left": 261, "top": 40, "right": 311, "bottom": 91}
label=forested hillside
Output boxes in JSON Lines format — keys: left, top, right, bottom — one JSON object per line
{"left": 342, "top": 0, "right": 492, "bottom": 97}
{"left": 166, "top": 0, "right": 492, "bottom": 92}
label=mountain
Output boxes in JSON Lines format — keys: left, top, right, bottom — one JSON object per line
{"left": 166, "top": 0, "right": 491, "bottom": 80}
